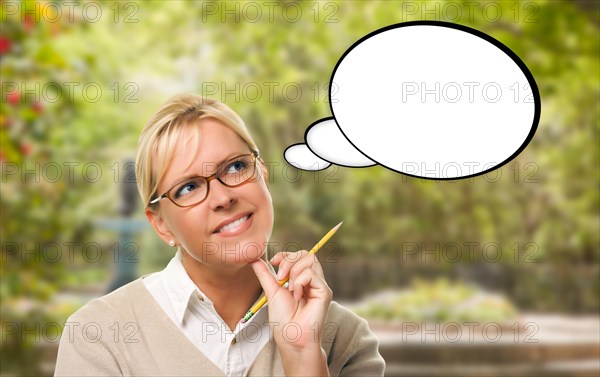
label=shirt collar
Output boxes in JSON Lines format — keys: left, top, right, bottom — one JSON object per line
{"left": 162, "top": 249, "right": 205, "bottom": 325}
{"left": 162, "top": 248, "right": 278, "bottom": 325}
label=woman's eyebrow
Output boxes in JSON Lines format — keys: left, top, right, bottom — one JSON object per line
{"left": 213, "top": 152, "right": 243, "bottom": 171}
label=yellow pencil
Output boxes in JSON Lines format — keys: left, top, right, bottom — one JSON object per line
{"left": 240, "top": 221, "right": 343, "bottom": 323}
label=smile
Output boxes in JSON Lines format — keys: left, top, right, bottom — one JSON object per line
{"left": 213, "top": 213, "right": 253, "bottom": 235}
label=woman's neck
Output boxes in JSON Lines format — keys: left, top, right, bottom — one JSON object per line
{"left": 180, "top": 251, "right": 264, "bottom": 330}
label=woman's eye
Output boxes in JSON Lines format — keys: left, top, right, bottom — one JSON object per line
{"left": 225, "top": 160, "right": 247, "bottom": 174}
{"left": 174, "top": 181, "right": 199, "bottom": 198}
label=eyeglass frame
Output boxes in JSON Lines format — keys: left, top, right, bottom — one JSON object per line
{"left": 148, "top": 151, "right": 261, "bottom": 208}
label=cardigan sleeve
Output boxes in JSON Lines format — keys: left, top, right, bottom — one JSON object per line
{"left": 339, "top": 315, "right": 386, "bottom": 376}
{"left": 54, "top": 299, "right": 127, "bottom": 377}
{"left": 325, "top": 302, "right": 386, "bottom": 377}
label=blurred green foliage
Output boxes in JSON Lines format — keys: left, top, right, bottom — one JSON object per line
{"left": 0, "top": 0, "right": 599, "bottom": 375}
{"left": 353, "top": 277, "right": 517, "bottom": 323}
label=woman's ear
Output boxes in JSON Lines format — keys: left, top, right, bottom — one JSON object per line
{"left": 145, "top": 207, "right": 176, "bottom": 244}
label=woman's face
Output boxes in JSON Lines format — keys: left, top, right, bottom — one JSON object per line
{"left": 147, "top": 118, "right": 273, "bottom": 268}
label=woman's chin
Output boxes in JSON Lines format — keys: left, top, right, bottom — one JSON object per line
{"left": 219, "top": 239, "right": 266, "bottom": 264}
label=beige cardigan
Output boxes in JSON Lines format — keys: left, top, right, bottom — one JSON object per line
{"left": 54, "top": 276, "right": 385, "bottom": 376}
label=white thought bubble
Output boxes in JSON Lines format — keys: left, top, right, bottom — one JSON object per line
{"left": 284, "top": 21, "right": 540, "bottom": 179}
{"left": 284, "top": 144, "right": 331, "bottom": 171}
{"left": 305, "top": 118, "right": 375, "bottom": 168}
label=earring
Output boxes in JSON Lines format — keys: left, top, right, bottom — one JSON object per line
{"left": 169, "top": 240, "right": 176, "bottom": 247}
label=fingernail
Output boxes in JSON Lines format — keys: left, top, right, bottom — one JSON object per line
{"left": 276, "top": 270, "right": 283, "bottom": 279}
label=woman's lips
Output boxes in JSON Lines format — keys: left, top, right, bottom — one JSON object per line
{"left": 213, "top": 213, "right": 253, "bottom": 237}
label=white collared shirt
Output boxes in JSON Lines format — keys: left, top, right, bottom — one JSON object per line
{"left": 142, "top": 249, "right": 275, "bottom": 377}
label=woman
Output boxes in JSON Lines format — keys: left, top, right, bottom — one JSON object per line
{"left": 54, "top": 94, "right": 385, "bottom": 376}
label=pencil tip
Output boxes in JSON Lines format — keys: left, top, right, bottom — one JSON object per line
{"left": 333, "top": 221, "right": 343, "bottom": 231}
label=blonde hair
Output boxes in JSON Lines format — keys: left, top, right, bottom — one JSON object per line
{"left": 135, "top": 94, "right": 259, "bottom": 211}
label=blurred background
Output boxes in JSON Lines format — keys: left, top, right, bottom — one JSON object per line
{"left": 1, "top": 0, "right": 598, "bottom": 376}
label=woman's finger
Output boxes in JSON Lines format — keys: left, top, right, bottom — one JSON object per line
{"left": 288, "top": 253, "right": 325, "bottom": 284}
{"left": 250, "top": 258, "right": 283, "bottom": 300}
{"left": 269, "top": 251, "right": 296, "bottom": 266}
{"left": 273, "top": 250, "right": 309, "bottom": 280}
{"left": 290, "top": 268, "right": 332, "bottom": 302}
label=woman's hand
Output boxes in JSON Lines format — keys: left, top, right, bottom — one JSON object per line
{"left": 250, "top": 250, "right": 332, "bottom": 376}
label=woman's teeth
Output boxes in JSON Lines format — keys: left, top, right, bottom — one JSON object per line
{"left": 216, "top": 215, "right": 250, "bottom": 233}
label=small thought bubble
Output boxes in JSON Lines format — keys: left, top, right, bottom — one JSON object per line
{"left": 284, "top": 21, "right": 540, "bottom": 180}
{"left": 284, "top": 144, "right": 331, "bottom": 171}
{"left": 305, "top": 118, "right": 376, "bottom": 168}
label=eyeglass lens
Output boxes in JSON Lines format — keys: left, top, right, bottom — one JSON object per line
{"left": 169, "top": 154, "right": 256, "bottom": 206}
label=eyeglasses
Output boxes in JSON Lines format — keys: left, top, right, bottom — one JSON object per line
{"left": 149, "top": 152, "right": 260, "bottom": 208}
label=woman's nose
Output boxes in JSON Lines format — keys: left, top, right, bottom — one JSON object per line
{"left": 208, "top": 179, "right": 236, "bottom": 210}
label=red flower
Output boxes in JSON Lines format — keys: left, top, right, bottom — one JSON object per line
{"left": 32, "top": 102, "right": 43, "bottom": 114}
{"left": 23, "top": 14, "right": 35, "bottom": 32}
{"left": 7, "top": 91, "right": 20, "bottom": 105}
{"left": 0, "top": 37, "right": 11, "bottom": 54}
{"left": 20, "top": 143, "right": 32, "bottom": 156}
